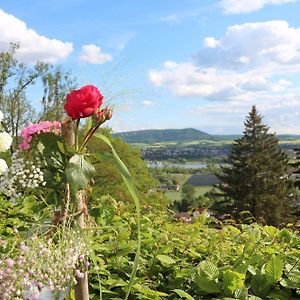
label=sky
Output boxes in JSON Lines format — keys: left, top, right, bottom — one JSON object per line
{"left": 0, "top": 0, "right": 300, "bottom": 134}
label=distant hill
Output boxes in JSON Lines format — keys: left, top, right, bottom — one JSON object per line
{"left": 113, "top": 128, "right": 300, "bottom": 145}
{"left": 113, "top": 128, "right": 212, "bottom": 144}
{"left": 277, "top": 134, "right": 300, "bottom": 139}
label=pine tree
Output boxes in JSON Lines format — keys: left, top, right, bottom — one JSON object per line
{"left": 215, "top": 106, "right": 294, "bottom": 226}
{"left": 292, "top": 148, "right": 300, "bottom": 189}
{"left": 290, "top": 148, "right": 300, "bottom": 217}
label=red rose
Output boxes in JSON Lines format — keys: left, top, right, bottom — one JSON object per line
{"left": 64, "top": 85, "right": 103, "bottom": 119}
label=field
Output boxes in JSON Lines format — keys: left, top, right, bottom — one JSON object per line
{"left": 135, "top": 137, "right": 300, "bottom": 149}
{"left": 194, "top": 185, "right": 214, "bottom": 196}
{"left": 165, "top": 172, "right": 217, "bottom": 202}
{"left": 166, "top": 185, "right": 214, "bottom": 202}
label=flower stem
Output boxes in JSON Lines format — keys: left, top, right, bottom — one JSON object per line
{"left": 79, "top": 124, "right": 100, "bottom": 152}
{"left": 74, "top": 119, "right": 80, "bottom": 151}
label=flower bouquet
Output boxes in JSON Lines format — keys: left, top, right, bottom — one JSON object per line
{"left": 0, "top": 85, "right": 141, "bottom": 300}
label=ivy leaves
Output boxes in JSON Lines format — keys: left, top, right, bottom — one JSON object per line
{"left": 65, "top": 154, "right": 95, "bottom": 192}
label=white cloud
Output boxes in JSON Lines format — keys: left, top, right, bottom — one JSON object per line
{"left": 79, "top": 44, "right": 113, "bottom": 64}
{"left": 195, "top": 21, "right": 300, "bottom": 72}
{"left": 0, "top": 9, "right": 73, "bottom": 63}
{"left": 149, "top": 20, "right": 300, "bottom": 134}
{"left": 220, "top": 0, "right": 296, "bottom": 14}
{"left": 149, "top": 21, "right": 300, "bottom": 100}
{"left": 238, "top": 56, "right": 250, "bottom": 64}
{"left": 188, "top": 90, "right": 300, "bottom": 134}
{"left": 142, "top": 100, "right": 156, "bottom": 107}
{"left": 149, "top": 60, "right": 284, "bottom": 99}
{"left": 203, "top": 37, "right": 219, "bottom": 48}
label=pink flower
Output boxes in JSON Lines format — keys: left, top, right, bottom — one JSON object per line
{"left": 6, "top": 258, "right": 14, "bottom": 268}
{"left": 19, "top": 121, "right": 62, "bottom": 150}
{"left": 19, "top": 142, "right": 30, "bottom": 150}
{"left": 79, "top": 254, "right": 85, "bottom": 261}
{"left": 52, "top": 121, "right": 61, "bottom": 129}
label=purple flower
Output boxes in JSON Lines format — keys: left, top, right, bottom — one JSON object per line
{"left": 6, "top": 258, "right": 14, "bottom": 268}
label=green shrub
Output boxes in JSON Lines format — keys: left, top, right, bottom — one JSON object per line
{"left": 89, "top": 205, "right": 300, "bottom": 300}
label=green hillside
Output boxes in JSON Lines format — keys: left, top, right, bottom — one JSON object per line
{"left": 114, "top": 128, "right": 300, "bottom": 145}
{"left": 114, "top": 128, "right": 212, "bottom": 144}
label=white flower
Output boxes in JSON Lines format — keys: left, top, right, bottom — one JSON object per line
{"left": 0, "top": 158, "right": 8, "bottom": 175}
{"left": 0, "top": 131, "right": 12, "bottom": 152}
{"left": 0, "top": 111, "right": 3, "bottom": 123}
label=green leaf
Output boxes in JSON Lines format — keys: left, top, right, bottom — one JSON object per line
{"left": 288, "top": 270, "right": 300, "bottom": 285}
{"left": 65, "top": 154, "right": 95, "bottom": 192}
{"left": 278, "top": 229, "right": 292, "bottom": 243}
{"left": 156, "top": 254, "right": 176, "bottom": 266}
{"left": 172, "top": 289, "right": 195, "bottom": 300}
{"left": 224, "top": 225, "right": 241, "bottom": 234}
{"left": 280, "top": 274, "right": 300, "bottom": 289}
{"left": 250, "top": 273, "right": 271, "bottom": 297}
{"left": 57, "top": 140, "right": 66, "bottom": 154}
{"left": 38, "top": 132, "right": 66, "bottom": 169}
{"left": 199, "top": 260, "right": 219, "bottom": 279}
{"left": 243, "top": 240, "right": 256, "bottom": 255}
{"left": 90, "top": 204, "right": 115, "bottom": 226}
{"left": 196, "top": 275, "right": 221, "bottom": 294}
{"left": 234, "top": 287, "right": 248, "bottom": 300}
{"left": 264, "top": 225, "right": 278, "bottom": 236}
{"left": 265, "top": 254, "right": 284, "bottom": 284}
{"left": 234, "top": 263, "right": 248, "bottom": 275}
{"left": 93, "top": 133, "right": 131, "bottom": 178}
{"left": 134, "top": 284, "right": 168, "bottom": 297}
{"left": 19, "top": 196, "right": 47, "bottom": 218}
{"left": 106, "top": 278, "right": 127, "bottom": 288}
{"left": 268, "top": 289, "right": 292, "bottom": 300}
{"left": 222, "top": 270, "right": 245, "bottom": 295}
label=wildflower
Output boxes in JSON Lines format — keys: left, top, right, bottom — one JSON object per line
{"left": 0, "top": 158, "right": 8, "bottom": 175}
{"left": 6, "top": 258, "right": 14, "bottom": 268}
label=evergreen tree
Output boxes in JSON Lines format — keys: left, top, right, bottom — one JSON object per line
{"left": 215, "top": 106, "right": 294, "bottom": 226}
{"left": 292, "top": 148, "right": 300, "bottom": 189}
{"left": 290, "top": 148, "right": 300, "bottom": 216}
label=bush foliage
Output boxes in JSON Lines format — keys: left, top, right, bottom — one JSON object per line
{"left": 88, "top": 202, "right": 300, "bottom": 300}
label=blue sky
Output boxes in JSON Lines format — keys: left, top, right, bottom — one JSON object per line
{"left": 0, "top": 0, "right": 300, "bottom": 134}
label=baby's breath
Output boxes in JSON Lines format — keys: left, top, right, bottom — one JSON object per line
{"left": 0, "top": 229, "right": 88, "bottom": 300}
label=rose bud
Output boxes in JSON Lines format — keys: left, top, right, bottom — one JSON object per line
{"left": 102, "top": 106, "right": 113, "bottom": 121}
{"left": 94, "top": 111, "right": 106, "bottom": 124}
